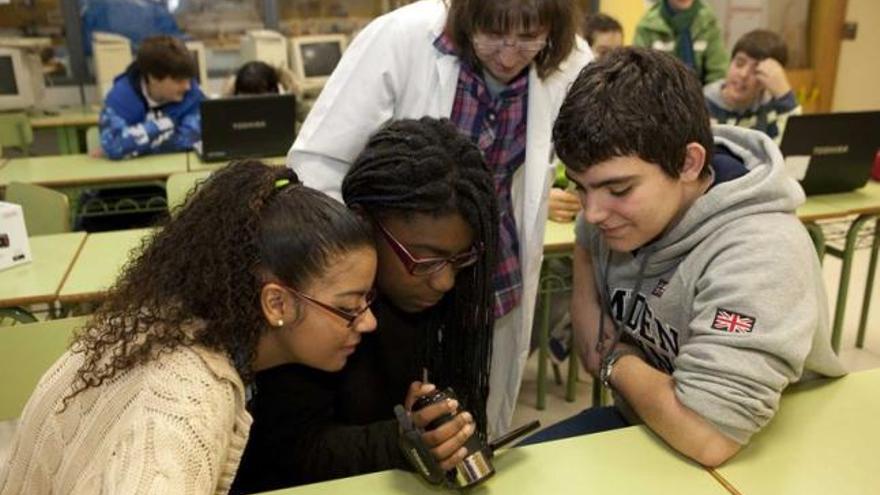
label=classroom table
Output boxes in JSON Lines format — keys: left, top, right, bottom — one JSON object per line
{"left": 0, "top": 152, "right": 189, "bottom": 189}
{"left": 804, "top": 181, "right": 880, "bottom": 351}
{"left": 713, "top": 368, "right": 880, "bottom": 494}
{"left": 29, "top": 106, "right": 100, "bottom": 155}
{"left": 259, "top": 425, "right": 728, "bottom": 495}
{"left": 0, "top": 232, "right": 86, "bottom": 308}
{"left": 57, "top": 228, "right": 154, "bottom": 304}
{"left": 187, "top": 153, "right": 287, "bottom": 172}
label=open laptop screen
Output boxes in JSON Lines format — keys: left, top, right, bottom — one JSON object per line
{"left": 780, "top": 111, "right": 880, "bottom": 196}
{"left": 198, "top": 93, "right": 296, "bottom": 162}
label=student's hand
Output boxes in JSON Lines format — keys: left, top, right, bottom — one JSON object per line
{"left": 548, "top": 188, "right": 581, "bottom": 222}
{"left": 404, "top": 381, "right": 476, "bottom": 472}
{"left": 755, "top": 58, "right": 791, "bottom": 98}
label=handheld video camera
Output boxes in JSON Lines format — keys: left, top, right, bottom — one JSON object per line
{"left": 395, "top": 387, "right": 540, "bottom": 489}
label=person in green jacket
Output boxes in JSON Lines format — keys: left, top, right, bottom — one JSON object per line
{"left": 633, "top": 0, "right": 728, "bottom": 84}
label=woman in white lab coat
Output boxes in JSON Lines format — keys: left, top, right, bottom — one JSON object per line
{"left": 287, "top": 0, "right": 592, "bottom": 437}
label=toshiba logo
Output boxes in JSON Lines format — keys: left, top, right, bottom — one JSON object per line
{"left": 232, "top": 120, "right": 267, "bottom": 130}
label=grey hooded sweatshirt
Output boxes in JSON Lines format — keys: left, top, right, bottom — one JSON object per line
{"left": 575, "top": 125, "right": 846, "bottom": 444}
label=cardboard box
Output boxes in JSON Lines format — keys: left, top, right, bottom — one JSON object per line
{"left": 0, "top": 201, "right": 31, "bottom": 271}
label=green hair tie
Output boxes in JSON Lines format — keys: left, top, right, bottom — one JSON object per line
{"left": 275, "top": 179, "right": 291, "bottom": 189}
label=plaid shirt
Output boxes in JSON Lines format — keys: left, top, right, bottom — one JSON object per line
{"left": 435, "top": 34, "right": 527, "bottom": 318}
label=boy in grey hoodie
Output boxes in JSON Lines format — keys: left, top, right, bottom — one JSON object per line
{"left": 528, "top": 48, "right": 845, "bottom": 466}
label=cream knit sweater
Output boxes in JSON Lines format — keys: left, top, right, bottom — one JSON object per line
{"left": 0, "top": 345, "right": 252, "bottom": 494}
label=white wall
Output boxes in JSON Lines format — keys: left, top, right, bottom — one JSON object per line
{"left": 832, "top": 0, "right": 880, "bottom": 111}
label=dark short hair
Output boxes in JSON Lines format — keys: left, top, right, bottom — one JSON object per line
{"left": 136, "top": 35, "right": 196, "bottom": 80}
{"left": 553, "top": 47, "right": 713, "bottom": 178}
{"left": 732, "top": 29, "right": 789, "bottom": 67}
{"left": 583, "top": 13, "right": 622, "bottom": 45}
{"left": 445, "top": 0, "right": 578, "bottom": 80}
{"left": 234, "top": 61, "right": 280, "bottom": 95}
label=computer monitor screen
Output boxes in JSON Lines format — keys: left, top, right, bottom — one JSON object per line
{"left": 0, "top": 47, "right": 35, "bottom": 110}
{"left": 301, "top": 41, "right": 342, "bottom": 78}
{"left": 0, "top": 55, "right": 18, "bottom": 95}
{"left": 185, "top": 40, "right": 209, "bottom": 89}
{"left": 288, "top": 34, "right": 347, "bottom": 94}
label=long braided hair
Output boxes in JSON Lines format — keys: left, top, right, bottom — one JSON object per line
{"left": 65, "top": 160, "right": 373, "bottom": 406}
{"left": 341, "top": 117, "right": 499, "bottom": 435}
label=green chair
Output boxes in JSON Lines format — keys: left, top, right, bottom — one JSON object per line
{"left": 0, "top": 112, "right": 33, "bottom": 157}
{"left": 0, "top": 315, "right": 88, "bottom": 420}
{"left": 166, "top": 170, "right": 212, "bottom": 212}
{"left": 5, "top": 182, "right": 71, "bottom": 235}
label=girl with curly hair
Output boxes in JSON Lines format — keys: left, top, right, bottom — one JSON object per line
{"left": 233, "top": 117, "right": 499, "bottom": 492}
{"left": 0, "top": 161, "right": 377, "bottom": 494}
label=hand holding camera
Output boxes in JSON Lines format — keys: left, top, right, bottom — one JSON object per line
{"left": 404, "top": 381, "right": 477, "bottom": 472}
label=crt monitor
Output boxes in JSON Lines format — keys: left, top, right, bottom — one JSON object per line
{"left": 0, "top": 47, "right": 35, "bottom": 111}
{"left": 288, "top": 34, "right": 347, "bottom": 94}
{"left": 185, "top": 40, "right": 209, "bottom": 89}
{"left": 92, "top": 32, "right": 133, "bottom": 100}
{"left": 240, "top": 29, "right": 288, "bottom": 68}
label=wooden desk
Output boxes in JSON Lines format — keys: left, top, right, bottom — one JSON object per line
{"left": 0, "top": 232, "right": 86, "bottom": 307}
{"left": 0, "top": 153, "right": 189, "bottom": 189}
{"left": 187, "top": 153, "right": 287, "bottom": 172}
{"left": 58, "top": 228, "right": 154, "bottom": 304}
{"left": 29, "top": 106, "right": 100, "bottom": 155}
{"left": 714, "top": 368, "right": 880, "bottom": 494}
{"left": 262, "top": 425, "right": 727, "bottom": 494}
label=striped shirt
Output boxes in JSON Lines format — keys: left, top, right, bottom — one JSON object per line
{"left": 704, "top": 80, "right": 801, "bottom": 143}
{"left": 434, "top": 33, "right": 527, "bottom": 318}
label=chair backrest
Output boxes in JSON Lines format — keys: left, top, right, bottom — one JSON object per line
{"left": 166, "top": 171, "right": 212, "bottom": 212}
{"left": 0, "top": 316, "right": 89, "bottom": 421}
{"left": 85, "top": 125, "right": 101, "bottom": 156}
{"left": 0, "top": 112, "right": 33, "bottom": 156}
{"left": 5, "top": 182, "right": 71, "bottom": 235}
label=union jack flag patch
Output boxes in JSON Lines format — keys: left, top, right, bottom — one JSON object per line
{"left": 712, "top": 308, "right": 756, "bottom": 333}
{"left": 652, "top": 279, "right": 668, "bottom": 298}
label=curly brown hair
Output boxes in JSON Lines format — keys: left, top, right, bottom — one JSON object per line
{"left": 66, "top": 160, "right": 373, "bottom": 404}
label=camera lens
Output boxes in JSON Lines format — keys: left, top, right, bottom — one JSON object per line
{"left": 410, "top": 388, "right": 495, "bottom": 487}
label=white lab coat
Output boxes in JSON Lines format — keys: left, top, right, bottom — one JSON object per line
{"left": 287, "top": 0, "right": 592, "bottom": 436}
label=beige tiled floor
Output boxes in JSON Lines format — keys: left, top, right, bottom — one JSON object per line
{"left": 2, "top": 241, "right": 879, "bottom": 465}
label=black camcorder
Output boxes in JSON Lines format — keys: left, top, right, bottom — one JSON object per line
{"left": 395, "top": 387, "right": 540, "bottom": 489}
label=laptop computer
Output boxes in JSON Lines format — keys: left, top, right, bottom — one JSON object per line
{"left": 780, "top": 111, "right": 880, "bottom": 196}
{"left": 197, "top": 93, "right": 296, "bottom": 162}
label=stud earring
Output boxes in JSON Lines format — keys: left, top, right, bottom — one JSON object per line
{"left": 277, "top": 319, "right": 284, "bottom": 327}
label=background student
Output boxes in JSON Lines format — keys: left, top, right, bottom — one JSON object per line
{"left": 524, "top": 48, "right": 845, "bottom": 466}
{"left": 583, "top": 13, "right": 624, "bottom": 61}
{"left": 232, "top": 118, "right": 499, "bottom": 493}
{"left": 633, "top": 0, "right": 728, "bottom": 84}
{"left": 704, "top": 29, "right": 801, "bottom": 142}
{"left": 98, "top": 35, "right": 204, "bottom": 159}
{"left": 223, "top": 60, "right": 297, "bottom": 96}
{"left": 286, "top": 0, "right": 591, "bottom": 437}
{"left": 0, "top": 161, "right": 377, "bottom": 494}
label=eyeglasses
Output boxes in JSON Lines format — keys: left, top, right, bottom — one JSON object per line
{"left": 281, "top": 285, "right": 376, "bottom": 329}
{"left": 375, "top": 220, "right": 482, "bottom": 276}
{"left": 471, "top": 33, "right": 548, "bottom": 56}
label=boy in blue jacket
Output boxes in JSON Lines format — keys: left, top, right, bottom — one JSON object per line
{"left": 99, "top": 35, "right": 203, "bottom": 159}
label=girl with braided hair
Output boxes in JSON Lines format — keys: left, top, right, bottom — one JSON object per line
{"left": 232, "top": 117, "right": 499, "bottom": 492}
{"left": 1, "top": 161, "right": 377, "bottom": 495}
{"left": 288, "top": 0, "right": 592, "bottom": 437}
